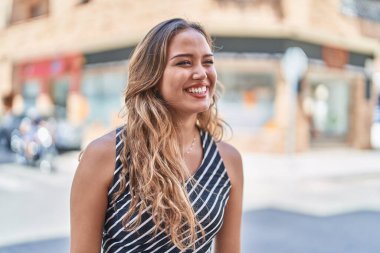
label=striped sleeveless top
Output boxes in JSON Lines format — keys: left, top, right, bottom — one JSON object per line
{"left": 102, "top": 128, "right": 232, "bottom": 253}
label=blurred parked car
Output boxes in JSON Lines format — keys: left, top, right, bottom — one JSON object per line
{"left": 54, "top": 120, "right": 83, "bottom": 152}
{"left": 0, "top": 114, "right": 23, "bottom": 150}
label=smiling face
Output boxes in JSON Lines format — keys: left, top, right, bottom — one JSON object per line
{"left": 158, "top": 28, "right": 217, "bottom": 118}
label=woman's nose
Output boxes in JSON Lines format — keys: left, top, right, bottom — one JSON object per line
{"left": 192, "top": 66, "right": 207, "bottom": 80}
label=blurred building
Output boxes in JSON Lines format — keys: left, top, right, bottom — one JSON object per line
{"left": 0, "top": 0, "right": 379, "bottom": 152}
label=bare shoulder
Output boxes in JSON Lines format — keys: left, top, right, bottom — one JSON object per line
{"left": 81, "top": 130, "right": 116, "bottom": 161}
{"left": 70, "top": 130, "right": 118, "bottom": 252}
{"left": 74, "top": 130, "right": 117, "bottom": 189}
{"left": 216, "top": 141, "right": 243, "bottom": 186}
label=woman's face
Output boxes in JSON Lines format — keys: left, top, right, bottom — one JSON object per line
{"left": 158, "top": 28, "right": 216, "bottom": 117}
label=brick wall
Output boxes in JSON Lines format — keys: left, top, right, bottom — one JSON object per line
{"left": 1, "top": 0, "right": 379, "bottom": 61}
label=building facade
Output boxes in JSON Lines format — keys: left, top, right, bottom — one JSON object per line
{"left": 0, "top": 0, "right": 379, "bottom": 152}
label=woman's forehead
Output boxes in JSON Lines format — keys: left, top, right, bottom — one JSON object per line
{"left": 167, "top": 29, "right": 212, "bottom": 56}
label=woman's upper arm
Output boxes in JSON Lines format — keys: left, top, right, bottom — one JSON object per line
{"left": 70, "top": 131, "right": 116, "bottom": 253}
{"left": 215, "top": 141, "right": 244, "bottom": 253}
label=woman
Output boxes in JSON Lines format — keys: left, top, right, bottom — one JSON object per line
{"left": 70, "top": 18, "right": 243, "bottom": 253}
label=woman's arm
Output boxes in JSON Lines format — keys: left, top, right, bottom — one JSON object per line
{"left": 70, "top": 131, "right": 116, "bottom": 253}
{"left": 215, "top": 141, "right": 244, "bottom": 253}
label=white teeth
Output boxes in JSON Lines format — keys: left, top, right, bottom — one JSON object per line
{"left": 187, "top": 86, "right": 207, "bottom": 94}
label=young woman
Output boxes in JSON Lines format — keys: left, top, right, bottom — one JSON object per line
{"left": 70, "top": 18, "right": 243, "bottom": 253}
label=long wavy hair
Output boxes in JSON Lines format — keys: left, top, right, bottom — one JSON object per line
{"left": 113, "top": 18, "right": 225, "bottom": 250}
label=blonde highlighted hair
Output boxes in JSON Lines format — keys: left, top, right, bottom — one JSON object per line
{"left": 113, "top": 18, "right": 225, "bottom": 250}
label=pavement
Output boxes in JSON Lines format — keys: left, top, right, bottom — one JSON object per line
{"left": 0, "top": 147, "right": 379, "bottom": 253}
{"left": 241, "top": 148, "right": 380, "bottom": 253}
{"left": 0, "top": 146, "right": 15, "bottom": 164}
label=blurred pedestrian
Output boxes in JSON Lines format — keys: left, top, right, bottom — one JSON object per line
{"left": 70, "top": 18, "right": 243, "bottom": 253}
{"left": 0, "top": 93, "right": 18, "bottom": 150}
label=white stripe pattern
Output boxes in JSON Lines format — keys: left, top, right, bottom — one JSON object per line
{"left": 106, "top": 132, "right": 215, "bottom": 235}
{"left": 120, "top": 136, "right": 219, "bottom": 249}
{"left": 102, "top": 129, "right": 231, "bottom": 253}
{"left": 142, "top": 162, "right": 227, "bottom": 252}
{"left": 151, "top": 173, "right": 231, "bottom": 253}
{"left": 108, "top": 152, "right": 223, "bottom": 253}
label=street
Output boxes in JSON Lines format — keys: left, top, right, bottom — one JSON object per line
{"left": 0, "top": 148, "right": 379, "bottom": 253}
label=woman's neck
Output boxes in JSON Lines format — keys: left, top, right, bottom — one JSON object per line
{"left": 176, "top": 114, "right": 198, "bottom": 151}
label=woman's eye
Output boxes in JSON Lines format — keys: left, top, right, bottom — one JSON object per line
{"left": 204, "top": 59, "right": 214, "bottom": 65}
{"left": 176, "top": 60, "right": 191, "bottom": 66}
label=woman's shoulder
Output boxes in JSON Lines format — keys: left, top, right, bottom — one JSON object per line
{"left": 82, "top": 130, "right": 116, "bottom": 163}
{"left": 215, "top": 141, "right": 244, "bottom": 186}
{"left": 74, "top": 130, "right": 117, "bottom": 189}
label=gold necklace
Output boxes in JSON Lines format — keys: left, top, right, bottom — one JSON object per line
{"left": 184, "top": 133, "right": 196, "bottom": 155}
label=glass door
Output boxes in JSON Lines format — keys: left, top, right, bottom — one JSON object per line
{"left": 51, "top": 76, "right": 70, "bottom": 120}
{"left": 308, "top": 80, "right": 350, "bottom": 142}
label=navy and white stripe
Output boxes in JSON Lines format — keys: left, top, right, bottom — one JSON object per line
{"left": 102, "top": 128, "right": 231, "bottom": 253}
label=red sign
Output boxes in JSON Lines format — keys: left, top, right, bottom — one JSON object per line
{"left": 322, "top": 46, "right": 349, "bottom": 69}
{"left": 19, "top": 54, "right": 82, "bottom": 79}
{"left": 17, "top": 54, "right": 83, "bottom": 93}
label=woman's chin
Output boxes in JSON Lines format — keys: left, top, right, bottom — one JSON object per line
{"left": 193, "top": 104, "right": 211, "bottom": 114}
{"left": 173, "top": 105, "right": 210, "bottom": 117}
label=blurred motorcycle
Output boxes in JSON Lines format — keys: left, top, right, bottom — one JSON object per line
{"left": 10, "top": 115, "right": 57, "bottom": 173}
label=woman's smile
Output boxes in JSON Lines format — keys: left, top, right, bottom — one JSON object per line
{"left": 186, "top": 86, "right": 207, "bottom": 96}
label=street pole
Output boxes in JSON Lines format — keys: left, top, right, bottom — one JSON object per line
{"left": 281, "top": 47, "right": 308, "bottom": 154}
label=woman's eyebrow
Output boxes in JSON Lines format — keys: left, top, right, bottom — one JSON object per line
{"left": 169, "top": 53, "right": 192, "bottom": 60}
{"left": 169, "top": 53, "right": 214, "bottom": 60}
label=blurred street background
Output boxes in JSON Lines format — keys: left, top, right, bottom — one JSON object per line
{"left": 1, "top": 0, "right": 380, "bottom": 252}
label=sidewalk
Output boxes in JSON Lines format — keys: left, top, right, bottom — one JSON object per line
{"left": 242, "top": 148, "right": 380, "bottom": 215}
{"left": 241, "top": 148, "right": 380, "bottom": 253}
{"left": 0, "top": 237, "right": 69, "bottom": 253}
{"left": 0, "top": 146, "right": 15, "bottom": 164}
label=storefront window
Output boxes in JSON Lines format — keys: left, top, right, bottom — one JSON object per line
{"left": 218, "top": 71, "right": 275, "bottom": 132}
{"left": 52, "top": 77, "right": 69, "bottom": 120}
{"left": 309, "top": 81, "right": 350, "bottom": 137}
{"left": 10, "top": 0, "right": 49, "bottom": 24}
{"left": 81, "top": 69, "right": 126, "bottom": 127}
{"left": 22, "top": 80, "right": 40, "bottom": 113}
{"left": 341, "top": 0, "right": 380, "bottom": 22}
